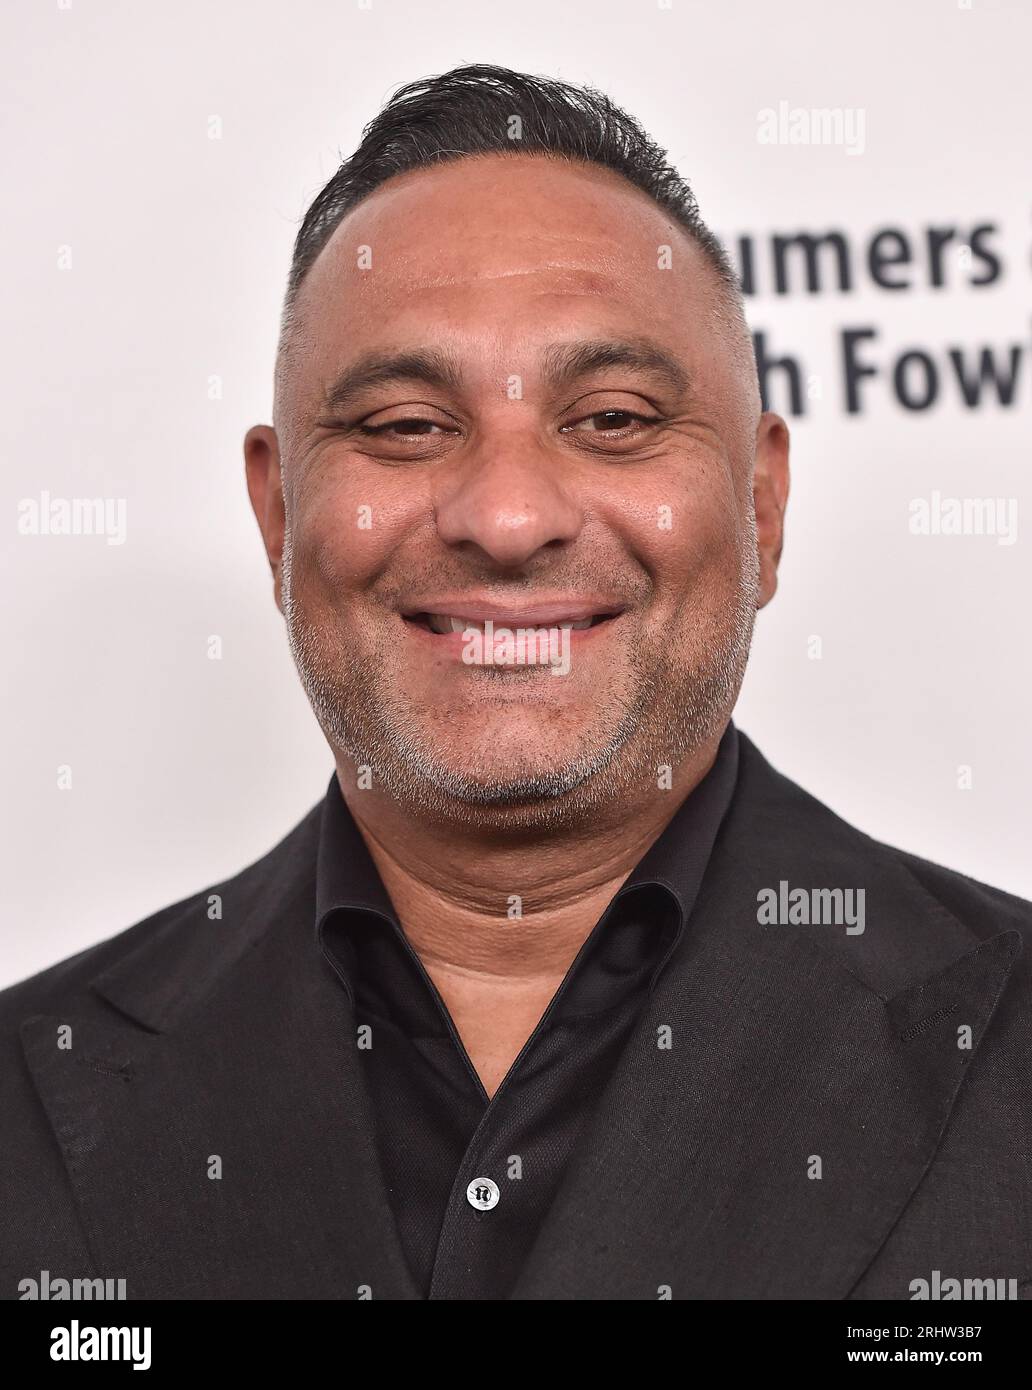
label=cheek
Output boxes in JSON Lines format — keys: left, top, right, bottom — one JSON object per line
{"left": 292, "top": 462, "right": 425, "bottom": 597}
{"left": 596, "top": 456, "right": 742, "bottom": 594}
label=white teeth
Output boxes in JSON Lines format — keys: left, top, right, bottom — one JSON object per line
{"left": 427, "top": 614, "right": 595, "bottom": 634}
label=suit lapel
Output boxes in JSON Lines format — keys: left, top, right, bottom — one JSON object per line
{"left": 512, "top": 734, "right": 1021, "bottom": 1299}
{"left": 20, "top": 808, "right": 420, "bottom": 1300}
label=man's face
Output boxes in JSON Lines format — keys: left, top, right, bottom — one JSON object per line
{"left": 247, "top": 153, "right": 788, "bottom": 828}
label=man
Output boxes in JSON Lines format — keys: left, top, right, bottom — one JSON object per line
{"left": 3, "top": 65, "right": 1030, "bottom": 1303}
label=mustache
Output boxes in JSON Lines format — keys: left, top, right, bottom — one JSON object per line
{"left": 372, "top": 566, "right": 652, "bottom": 610}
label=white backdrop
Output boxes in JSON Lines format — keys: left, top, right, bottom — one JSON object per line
{"left": 2, "top": 0, "right": 1029, "bottom": 989}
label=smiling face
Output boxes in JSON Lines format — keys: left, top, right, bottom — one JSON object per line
{"left": 246, "top": 152, "right": 788, "bottom": 829}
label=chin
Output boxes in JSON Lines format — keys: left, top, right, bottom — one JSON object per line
{"left": 432, "top": 759, "right": 575, "bottom": 800}
{"left": 408, "top": 743, "right": 624, "bottom": 815}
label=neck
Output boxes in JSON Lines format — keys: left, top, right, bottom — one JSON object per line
{"left": 336, "top": 734, "right": 722, "bottom": 984}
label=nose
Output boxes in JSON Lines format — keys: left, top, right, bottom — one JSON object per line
{"left": 434, "top": 430, "right": 583, "bottom": 567}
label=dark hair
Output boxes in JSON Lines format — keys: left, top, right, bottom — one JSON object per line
{"left": 281, "top": 63, "right": 740, "bottom": 335}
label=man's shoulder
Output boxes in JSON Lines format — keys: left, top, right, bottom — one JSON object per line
{"left": 0, "top": 798, "right": 324, "bottom": 1031}
{"left": 876, "top": 839, "right": 1032, "bottom": 942}
{"left": 736, "top": 729, "right": 1032, "bottom": 945}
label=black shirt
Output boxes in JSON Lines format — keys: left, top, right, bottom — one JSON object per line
{"left": 316, "top": 721, "right": 740, "bottom": 1299}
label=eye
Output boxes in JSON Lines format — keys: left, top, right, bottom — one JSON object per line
{"left": 559, "top": 409, "right": 661, "bottom": 437}
{"left": 359, "top": 417, "right": 455, "bottom": 438}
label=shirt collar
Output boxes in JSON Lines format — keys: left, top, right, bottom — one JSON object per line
{"left": 314, "top": 720, "right": 740, "bottom": 942}
{"left": 314, "top": 773, "right": 397, "bottom": 931}
{"left": 613, "top": 719, "right": 740, "bottom": 922}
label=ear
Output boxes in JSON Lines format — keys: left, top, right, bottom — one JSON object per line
{"left": 752, "top": 411, "right": 790, "bottom": 610}
{"left": 244, "top": 425, "right": 286, "bottom": 615}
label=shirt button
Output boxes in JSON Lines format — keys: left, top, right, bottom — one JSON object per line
{"left": 466, "top": 1177, "right": 500, "bottom": 1211}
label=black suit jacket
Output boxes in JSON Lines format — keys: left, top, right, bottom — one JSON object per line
{"left": 3, "top": 732, "right": 1030, "bottom": 1300}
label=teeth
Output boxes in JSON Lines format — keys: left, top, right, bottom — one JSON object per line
{"left": 427, "top": 614, "right": 595, "bottom": 634}
{"left": 424, "top": 613, "right": 458, "bottom": 634}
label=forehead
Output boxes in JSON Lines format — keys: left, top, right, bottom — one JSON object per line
{"left": 284, "top": 153, "right": 725, "bottom": 403}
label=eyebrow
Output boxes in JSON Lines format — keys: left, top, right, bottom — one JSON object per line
{"left": 318, "top": 337, "right": 691, "bottom": 416}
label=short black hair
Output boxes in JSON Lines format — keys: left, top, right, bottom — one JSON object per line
{"left": 281, "top": 63, "right": 740, "bottom": 334}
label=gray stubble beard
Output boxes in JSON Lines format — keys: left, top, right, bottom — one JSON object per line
{"left": 281, "top": 517, "right": 759, "bottom": 831}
